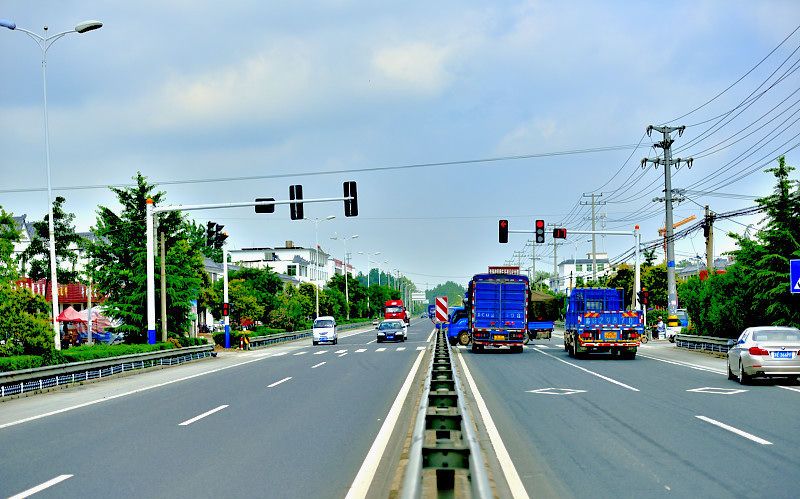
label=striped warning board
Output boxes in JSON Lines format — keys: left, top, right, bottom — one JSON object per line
{"left": 435, "top": 296, "right": 448, "bottom": 323}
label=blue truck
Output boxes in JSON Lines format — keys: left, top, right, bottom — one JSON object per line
{"left": 465, "top": 273, "right": 529, "bottom": 353}
{"left": 564, "top": 288, "right": 644, "bottom": 359}
{"left": 443, "top": 306, "right": 470, "bottom": 346}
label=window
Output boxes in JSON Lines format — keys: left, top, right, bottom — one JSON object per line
{"left": 287, "top": 265, "right": 297, "bottom": 276}
{"left": 597, "top": 263, "right": 604, "bottom": 271}
{"left": 586, "top": 264, "right": 592, "bottom": 271}
{"left": 576, "top": 264, "right": 583, "bottom": 271}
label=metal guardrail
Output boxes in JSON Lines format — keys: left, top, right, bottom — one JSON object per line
{"left": 0, "top": 344, "right": 214, "bottom": 399}
{"left": 247, "top": 321, "right": 373, "bottom": 349}
{"left": 675, "top": 334, "right": 735, "bottom": 353}
{"left": 401, "top": 328, "right": 491, "bottom": 498}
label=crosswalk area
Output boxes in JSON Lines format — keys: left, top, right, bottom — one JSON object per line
{"left": 240, "top": 346, "right": 426, "bottom": 358}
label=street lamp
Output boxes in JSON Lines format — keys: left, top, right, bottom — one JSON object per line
{"left": 312, "top": 215, "right": 335, "bottom": 318}
{"left": 358, "top": 251, "right": 381, "bottom": 315}
{"left": 1, "top": 18, "right": 103, "bottom": 350}
{"left": 331, "top": 234, "right": 358, "bottom": 319}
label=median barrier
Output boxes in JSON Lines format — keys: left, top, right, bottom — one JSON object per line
{"left": 675, "top": 334, "right": 735, "bottom": 353}
{"left": 0, "top": 344, "right": 214, "bottom": 399}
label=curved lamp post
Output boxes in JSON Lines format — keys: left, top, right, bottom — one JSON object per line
{"left": 1, "top": 18, "right": 103, "bottom": 350}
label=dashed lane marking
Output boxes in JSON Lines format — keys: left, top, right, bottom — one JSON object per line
{"left": 376, "top": 347, "right": 386, "bottom": 352}
{"left": 338, "top": 352, "right": 348, "bottom": 357}
{"left": 396, "top": 347, "right": 406, "bottom": 351}
{"left": 267, "top": 377, "right": 292, "bottom": 388}
{"left": 416, "top": 346, "right": 426, "bottom": 351}
{"left": 532, "top": 348, "right": 639, "bottom": 392}
{"left": 695, "top": 415, "right": 772, "bottom": 445}
{"left": 179, "top": 405, "right": 229, "bottom": 426}
{"left": 311, "top": 362, "right": 326, "bottom": 369}
{"left": 293, "top": 351, "right": 308, "bottom": 356}
{"left": 335, "top": 349, "right": 348, "bottom": 354}
{"left": 9, "top": 475, "right": 73, "bottom": 499}
{"left": 355, "top": 348, "right": 367, "bottom": 353}
{"left": 314, "top": 350, "right": 328, "bottom": 355}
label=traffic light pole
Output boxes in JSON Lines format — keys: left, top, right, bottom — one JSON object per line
{"left": 145, "top": 194, "right": 354, "bottom": 344}
{"left": 223, "top": 245, "right": 230, "bottom": 349}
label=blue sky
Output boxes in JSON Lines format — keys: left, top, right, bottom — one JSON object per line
{"left": 1, "top": 1, "right": 799, "bottom": 290}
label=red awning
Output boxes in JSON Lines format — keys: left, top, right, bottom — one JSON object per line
{"left": 56, "top": 306, "right": 84, "bottom": 323}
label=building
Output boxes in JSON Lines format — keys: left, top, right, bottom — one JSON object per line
{"left": 558, "top": 252, "right": 611, "bottom": 294}
{"left": 229, "top": 240, "right": 339, "bottom": 288}
{"left": 677, "top": 257, "right": 734, "bottom": 279}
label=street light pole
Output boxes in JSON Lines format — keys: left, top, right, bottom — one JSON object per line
{"left": 1, "top": 18, "right": 103, "bottom": 350}
{"left": 313, "top": 215, "right": 335, "bottom": 318}
{"left": 331, "top": 234, "right": 358, "bottom": 320}
{"left": 358, "top": 251, "right": 380, "bottom": 316}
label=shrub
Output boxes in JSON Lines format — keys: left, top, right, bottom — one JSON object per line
{"left": 177, "top": 336, "right": 208, "bottom": 347}
{"left": 251, "top": 326, "right": 286, "bottom": 336}
{"left": 213, "top": 330, "right": 252, "bottom": 347}
{"left": 0, "top": 355, "right": 44, "bottom": 372}
{"left": 61, "top": 342, "right": 175, "bottom": 363}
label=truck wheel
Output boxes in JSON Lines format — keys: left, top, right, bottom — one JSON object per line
{"left": 568, "top": 342, "right": 575, "bottom": 358}
{"left": 471, "top": 343, "right": 481, "bottom": 353}
{"left": 458, "top": 331, "right": 470, "bottom": 346}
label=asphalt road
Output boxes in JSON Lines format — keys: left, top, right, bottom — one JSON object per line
{"left": 0, "top": 320, "right": 434, "bottom": 499}
{"left": 458, "top": 329, "right": 800, "bottom": 499}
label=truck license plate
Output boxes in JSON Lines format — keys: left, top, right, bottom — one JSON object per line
{"left": 773, "top": 351, "right": 792, "bottom": 359}
{"left": 493, "top": 334, "right": 505, "bottom": 341}
{"left": 604, "top": 332, "right": 617, "bottom": 339}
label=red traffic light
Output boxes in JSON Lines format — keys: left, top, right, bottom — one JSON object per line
{"left": 222, "top": 302, "right": 230, "bottom": 316}
{"left": 535, "top": 219, "right": 544, "bottom": 229}
{"left": 535, "top": 219, "right": 545, "bottom": 243}
{"left": 499, "top": 219, "right": 509, "bottom": 243}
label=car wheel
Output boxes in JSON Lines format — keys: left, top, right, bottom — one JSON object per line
{"left": 313, "top": 340, "right": 318, "bottom": 346}
{"left": 727, "top": 361, "right": 737, "bottom": 381}
{"left": 739, "top": 361, "right": 751, "bottom": 385}
{"left": 333, "top": 338, "right": 338, "bottom": 345}
{"left": 377, "top": 338, "right": 382, "bottom": 343}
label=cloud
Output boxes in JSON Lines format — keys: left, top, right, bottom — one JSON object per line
{"left": 496, "top": 118, "right": 560, "bottom": 154}
{"left": 371, "top": 41, "right": 452, "bottom": 95}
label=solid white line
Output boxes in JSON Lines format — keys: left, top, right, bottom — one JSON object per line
{"left": 314, "top": 350, "right": 328, "bottom": 355}
{"left": 396, "top": 347, "right": 406, "bottom": 351}
{"left": 778, "top": 385, "right": 800, "bottom": 393}
{"left": 355, "top": 348, "right": 367, "bottom": 353}
{"left": 456, "top": 353, "right": 529, "bottom": 499}
{"left": 311, "top": 362, "right": 326, "bottom": 369}
{"left": 8, "top": 474, "right": 73, "bottom": 499}
{"left": 293, "top": 351, "right": 308, "bottom": 356}
{"left": 0, "top": 354, "right": 275, "bottom": 430}
{"left": 178, "top": 405, "right": 228, "bottom": 426}
{"left": 533, "top": 348, "right": 639, "bottom": 391}
{"left": 271, "top": 352, "right": 288, "bottom": 357}
{"left": 695, "top": 415, "right": 772, "bottom": 445}
{"left": 426, "top": 330, "right": 435, "bottom": 342}
{"left": 366, "top": 339, "right": 377, "bottom": 345}
{"left": 345, "top": 350, "right": 426, "bottom": 499}
{"left": 637, "top": 353, "right": 726, "bottom": 375}
{"left": 338, "top": 353, "right": 348, "bottom": 357}
{"left": 376, "top": 347, "right": 386, "bottom": 352}
{"left": 416, "top": 346, "right": 425, "bottom": 351}
{"left": 267, "top": 377, "right": 292, "bottom": 388}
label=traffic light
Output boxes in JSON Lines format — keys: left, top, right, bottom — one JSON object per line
{"left": 289, "top": 184, "right": 304, "bottom": 220}
{"left": 205, "top": 221, "right": 216, "bottom": 247}
{"left": 213, "top": 228, "right": 228, "bottom": 249}
{"left": 255, "top": 197, "right": 275, "bottom": 214}
{"left": 637, "top": 289, "right": 649, "bottom": 306}
{"left": 535, "top": 219, "right": 545, "bottom": 244}
{"left": 552, "top": 228, "right": 567, "bottom": 239}
{"left": 343, "top": 180, "right": 358, "bottom": 217}
{"left": 499, "top": 219, "right": 508, "bottom": 243}
{"left": 222, "top": 302, "right": 230, "bottom": 317}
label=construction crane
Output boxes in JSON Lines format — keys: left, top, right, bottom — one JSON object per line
{"left": 659, "top": 215, "right": 697, "bottom": 262}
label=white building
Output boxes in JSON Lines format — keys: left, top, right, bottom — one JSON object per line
{"left": 230, "top": 240, "right": 336, "bottom": 287}
{"left": 557, "top": 252, "right": 611, "bottom": 293}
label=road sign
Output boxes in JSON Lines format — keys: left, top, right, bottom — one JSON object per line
{"left": 435, "top": 296, "right": 448, "bottom": 323}
{"left": 791, "top": 259, "right": 800, "bottom": 294}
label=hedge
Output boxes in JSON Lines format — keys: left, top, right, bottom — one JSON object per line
{"left": 61, "top": 342, "right": 175, "bottom": 363}
{"left": 0, "top": 355, "right": 44, "bottom": 372}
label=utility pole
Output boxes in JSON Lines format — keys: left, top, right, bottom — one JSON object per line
{"left": 705, "top": 205, "right": 715, "bottom": 274}
{"left": 641, "top": 125, "right": 693, "bottom": 317}
{"left": 581, "top": 193, "right": 606, "bottom": 282}
{"left": 547, "top": 223, "right": 559, "bottom": 292}
{"left": 160, "top": 229, "right": 167, "bottom": 342}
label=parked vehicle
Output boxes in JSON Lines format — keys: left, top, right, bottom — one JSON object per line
{"left": 465, "top": 273, "right": 529, "bottom": 353}
{"left": 377, "top": 319, "right": 406, "bottom": 343}
{"left": 727, "top": 326, "right": 800, "bottom": 384}
{"left": 312, "top": 316, "right": 337, "bottom": 345}
{"left": 385, "top": 299, "right": 410, "bottom": 325}
{"left": 563, "top": 288, "right": 643, "bottom": 359}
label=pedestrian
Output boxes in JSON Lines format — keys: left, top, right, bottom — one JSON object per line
{"left": 656, "top": 316, "right": 665, "bottom": 339}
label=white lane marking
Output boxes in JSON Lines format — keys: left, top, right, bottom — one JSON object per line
{"left": 338, "top": 353, "right": 348, "bottom": 357}
{"left": 293, "top": 351, "right": 308, "bottom": 356}
{"left": 271, "top": 352, "right": 288, "bottom": 357}
{"left": 311, "top": 362, "right": 326, "bottom": 369}
{"left": 416, "top": 346, "right": 425, "bottom": 351}
{"left": 396, "top": 347, "right": 406, "bottom": 351}
{"left": 376, "top": 347, "right": 387, "bottom": 352}
{"left": 533, "top": 348, "right": 639, "bottom": 392}
{"left": 366, "top": 339, "right": 377, "bottom": 345}
{"left": 335, "top": 349, "right": 348, "bottom": 353}
{"left": 687, "top": 387, "right": 747, "bottom": 395}
{"left": 778, "top": 385, "right": 800, "bottom": 393}
{"left": 345, "top": 350, "right": 426, "bottom": 499}
{"left": 457, "top": 353, "right": 529, "bottom": 499}
{"left": 0, "top": 353, "right": 278, "bottom": 430}
{"left": 314, "top": 350, "right": 328, "bottom": 355}
{"left": 267, "top": 377, "right": 292, "bottom": 388}
{"left": 179, "top": 405, "right": 229, "bottom": 426}
{"left": 527, "top": 388, "right": 586, "bottom": 395}
{"left": 426, "top": 329, "right": 435, "bottom": 342}
{"left": 355, "top": 348, "right": 367, "bottom": 353}
{"left": 9, "top": 475, "right": 73, "bottom": 499}
{"left": 637, "top": 353, "right": 726, "bottom": 375}
{"left": 695, "top": 415, "right": 772, "bottom": 445}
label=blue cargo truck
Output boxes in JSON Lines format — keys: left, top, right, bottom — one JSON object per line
{"left": 466, "top": 273, "right": 529, "bottom": 353}
{"left": 564, "top": 288, "right": 644, "bottom": 359}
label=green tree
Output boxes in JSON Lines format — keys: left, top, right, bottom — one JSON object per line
{"left": 426, "top": 281, "right": 466, "bottom": 306}
{"left": 0, "top": 284, "right": 54, "bottom": 357}
{"left": 642, "top": 264, "right": 667, "bottom": 309}
{"left": 268, "top": 283, "right": 313, "bottom": 330}
{"left": 212, "top": 266, "right": 283, "bottom": 324}
{"left": 606, "top": 263, "right": 635, "bottom": 307}
{"left": 0, "top": 208, "right": 20, "bottom": 283}
{"left": 227, "top": 279, "right": 265, "bottom": 325}
{"left": 20, "top": 196, "right": 84, "bottom": 284}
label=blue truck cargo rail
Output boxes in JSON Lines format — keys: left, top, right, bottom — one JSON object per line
{"left": 466, "top": 273, "right": 529, "bottom": 353}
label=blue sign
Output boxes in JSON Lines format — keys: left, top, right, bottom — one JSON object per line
{"left": 791, "top": 260, "right": 800, "bottom": 294}
{"left": 667, "top": 260, "right": 675, "bottom": 268}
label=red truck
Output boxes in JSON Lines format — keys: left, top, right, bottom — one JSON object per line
{"left": 384, "top": 299, "right": 410, "bottom": 325}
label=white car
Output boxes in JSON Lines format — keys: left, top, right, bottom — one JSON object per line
{"left": 312, "top": 316, "right": 337, "bottom": 345}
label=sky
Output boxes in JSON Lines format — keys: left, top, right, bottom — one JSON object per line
{"left": 1, "top": 1, "right": 799, "bottom": 290}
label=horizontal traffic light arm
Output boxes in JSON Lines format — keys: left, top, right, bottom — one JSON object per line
{"left": 152, "top": 196, "right": 355, "bottom": 214}
{"left": 509, "top": 229, "right": 637, "bottom": 237}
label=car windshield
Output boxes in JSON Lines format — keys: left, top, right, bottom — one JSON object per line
{"left": 385, "top": 306, "right": 403, "bottom": 314}
{"left": 380, "top": 322, "right": 402, "bottom": 330}
{"left": 751, "top": 329, "right": 800, "bottom": 342}
{"left": 314, "top": 320, "right": 334, "bottom": 328}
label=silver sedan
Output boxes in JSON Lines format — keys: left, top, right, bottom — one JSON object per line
{"left": 727, "top": 326, "right": 800, "bottom": 384}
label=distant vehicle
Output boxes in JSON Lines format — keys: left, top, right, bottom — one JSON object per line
{"left": 420, "top": 313, "right": 427, "bottom": 318}
{"left": 385, "top": 299, "right": 409, "bottom": 325}
{"left": 427, "top": 304, "right": 435, "bottom": 319}
{"left": 563, "top": 288, "right": 643, "bottom": 359}
{"left": 727, "top": 326, "right": 800, "bottom": 384}
{"left": 377, "top": 319, "right": 406, "bottom": 343}
{"left": 466, "top": 273, "right": 529, "bottom": 353}
{"left": 312, "top": 316, "right": 337, "bottom": 345}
